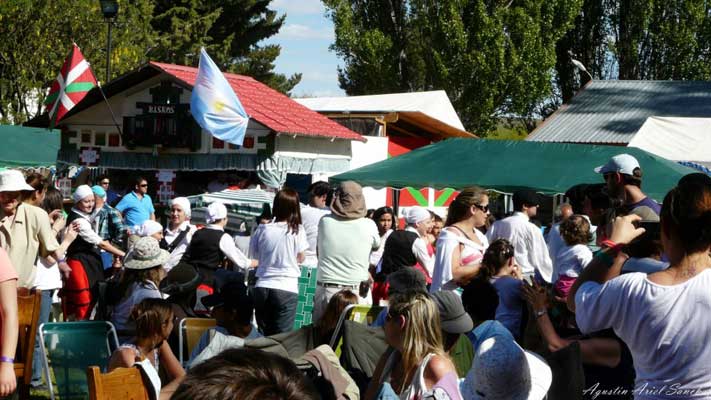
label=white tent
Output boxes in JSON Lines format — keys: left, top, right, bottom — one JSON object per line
{"left": 628, "top": 117, "right": 711, "bottom": 169}
{"left": 294, "top": 90, "right": 466, "bottom": 131}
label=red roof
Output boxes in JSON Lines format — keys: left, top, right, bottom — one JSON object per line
{"left": 149, "top": 62, "right": 365, "bottom": 142}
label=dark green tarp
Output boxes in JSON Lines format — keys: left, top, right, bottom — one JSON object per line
{"left": 0, "top": 125, "right": 60, "bottom": 168}
{"left": 331, "top": 139, "right": 697, "bottom": 201}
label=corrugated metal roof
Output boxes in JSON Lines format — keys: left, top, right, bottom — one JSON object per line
{"left": 527, "top": 80, "right": 711, "bottom": 143}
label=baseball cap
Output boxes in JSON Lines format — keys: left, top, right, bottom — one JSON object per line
{"left": 594, "top": 154, "right": 640, "bottom": 175}
{"left": 461, "top": 336, "right": 552, "bottom": 400}
{"left": 431, "top": 291, "right": 474, "bottom": 334}
{"left": 387, "top": 268, "right": 428, "bottom": 297}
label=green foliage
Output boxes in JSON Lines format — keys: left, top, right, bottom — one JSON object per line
{"left": 0, "top": 0, "right": 299, "bottom": 124}
{"left": 556, "top": 0, "right": 711, "bottom": 102}
{"left": 150, "top": 0, "right": 301, "bottom": 94}
{"left": 324, "top": 0, "right": 583, "bottom": 135}
{"left": 0, "top": 0, "right": 154, "bottom": 123}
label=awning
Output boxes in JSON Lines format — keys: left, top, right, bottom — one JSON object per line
{"left": 330, "top": 138, "right": 697, "bottom": 201}
{"left": 57, "top": 149, "right": 350, "bottom": 174}
{"left": 0, "top": 125, "right": 60, "bottom": 168}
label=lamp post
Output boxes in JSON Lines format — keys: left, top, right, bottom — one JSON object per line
{"left": 99, "top": 0, "right": 119, "bottom": 83}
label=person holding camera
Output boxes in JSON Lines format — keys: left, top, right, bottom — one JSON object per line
{"left": 568, "top": 180, "right": 711, "bottom": 397}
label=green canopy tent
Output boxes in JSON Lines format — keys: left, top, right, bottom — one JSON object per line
{"left": 331, "top": 139, "right": 697, "bottom": 201}
{"left": 0, "top": 125, "right": 60, "bottom": 168}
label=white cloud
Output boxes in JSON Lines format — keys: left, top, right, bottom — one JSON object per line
{"left": 272, "top": 0, "right": 325, "bottom": 15}
{"left": 277, "top": 24, "right": 334, "bottom": 41}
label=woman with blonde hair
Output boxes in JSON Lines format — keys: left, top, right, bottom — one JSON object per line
{"left": 366, "top": 293, "right": 461, "bottom": 399}
{"left": 431, "top": 187, "right": 489, "bottom": 292}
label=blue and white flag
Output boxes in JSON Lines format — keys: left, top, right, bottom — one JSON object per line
{"left": 190, "top": 48, "right": 249, "bottom": 146}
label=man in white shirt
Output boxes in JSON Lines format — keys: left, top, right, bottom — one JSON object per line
{"left": 487, "top": 189, "right": 553, "bottom": 282}
{"left": 300, "top": 181, "right": 331, "bottom": 267}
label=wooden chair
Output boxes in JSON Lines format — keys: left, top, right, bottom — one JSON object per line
{"left": 86, "top": 366, "right": 150, "bottom": 400}
{"left": 178, "top": 318, "right": 216, "bottom": 366}
{"left": 14, "top": 288, "right": 41, "bottom": 399}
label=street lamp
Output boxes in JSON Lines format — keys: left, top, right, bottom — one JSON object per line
{"left": 99, "top": 0, "right": 119, "bottom": 83}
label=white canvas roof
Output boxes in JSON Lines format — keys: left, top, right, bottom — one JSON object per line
{"left": 628, "top": 117, "right": 711, "bottom": 165}
{"left": 294, "top": 90, "right": 465, "bottom": 131}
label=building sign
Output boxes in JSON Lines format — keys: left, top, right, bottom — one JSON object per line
{"left": 56, "top": 178, "right": 72, "bottom": 199}
{"left": 146, "top": 104, "right": 176, "bottom": 115}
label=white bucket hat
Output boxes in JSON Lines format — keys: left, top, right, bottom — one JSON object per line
{"left": 461, "top": 336, "right": 552, "bottom": 400}
{"left": 124, "top": 237, "right": 170, "bottom": 270}
{"left": 0, "top": 170, "right": 34, "bottom": 192}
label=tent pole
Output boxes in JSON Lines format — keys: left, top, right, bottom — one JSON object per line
{"left": 392, "top": 188, "right": 400, "bottom": 221}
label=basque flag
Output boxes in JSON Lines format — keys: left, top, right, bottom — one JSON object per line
{"left": 190, "top": 48, "right": 249, "bottom": 146}
{"left": 44, "top": 43, "right": 97, "bottom": 127}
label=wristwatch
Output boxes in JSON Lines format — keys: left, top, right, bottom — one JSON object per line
{"left": 535, "top": 309, "right": 547, "bottom": 319}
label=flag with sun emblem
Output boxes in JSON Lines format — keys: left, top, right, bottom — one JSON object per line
{"left": 190, "top": 48, "right": 249, "bottom": 146}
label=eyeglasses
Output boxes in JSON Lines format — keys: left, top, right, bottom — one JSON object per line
{"left": 474, "top": 203, "right": 489, "bottom": 213}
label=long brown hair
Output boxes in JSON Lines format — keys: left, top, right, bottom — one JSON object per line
{"left": 272, "top": 188, "right": 301, "bottom": 234}
{"left": 445, "top": 186, "right": 487, "bottom": 226}
{"left": 130, "top": 298, "right": 173, "bottom": 341}
{"left": 661, "top": 182, "right": 711, "bottom": 254}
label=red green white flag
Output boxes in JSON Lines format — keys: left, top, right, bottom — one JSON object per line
{"left": 44, "top": 43, "right": 97, "bottom": 126}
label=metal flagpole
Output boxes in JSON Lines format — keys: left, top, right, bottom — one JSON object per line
{"left": 96, "top": 81, "right": 123, "bottom": 138}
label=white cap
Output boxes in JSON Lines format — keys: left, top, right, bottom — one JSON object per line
{"left": 594, "top": 154, "right": 640, "bottom": 175}
{"left": 73, "top": 185, "right": 94, "bottom": 202}
{"left": 207, "top": 202, "right": 227, "bottom": 224}
{"left": 405, "top": 206, "right": 431, "bottom": 225}
{"left": 171, "top": 197, "right": 191, "bottom": 218}
{"left": 0, "top": 170, "right": 34, "bottom": 193}
{"left": 461, "top": 336, "right": 552, "bottom": 400}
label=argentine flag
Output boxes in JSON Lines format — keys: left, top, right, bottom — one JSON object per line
{"left": 191, "top": 48, "right": 249, "bottom": 146}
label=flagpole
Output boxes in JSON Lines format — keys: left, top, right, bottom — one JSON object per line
{"left": 96, "top": 81, "right": 123, "bottom": 137}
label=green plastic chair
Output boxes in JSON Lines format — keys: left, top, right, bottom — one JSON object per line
{"left": 39, "top": 321, "right": 119, "bottom": 400}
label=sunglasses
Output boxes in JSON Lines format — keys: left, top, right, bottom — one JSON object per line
{"left": 474, "top": 203, "right": 489, "bottom": 213}
{"left": 139, "top": 184, "right": 148, "bottom": 187}
{"left": 100, "top": 181, "right": 110, "bottom": 185}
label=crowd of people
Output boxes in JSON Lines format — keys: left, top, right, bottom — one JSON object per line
{"left": 0, "top": 152, "right": 710, "bottom": 399}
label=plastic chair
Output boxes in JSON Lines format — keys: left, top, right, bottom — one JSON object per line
{"left": 86, "top": 366, "right": 149, "bottom": 400}
{"left": 178, "top": 318, "right": 216, "bottom": 366}
{"left": 15, "top": 288, "right": 41, "bottom": 399}
{"left": 40, "top": 321, "right": 119, "bottom": 400}
{"left": 329, "top": 304, "right": 383, "bottom": 356}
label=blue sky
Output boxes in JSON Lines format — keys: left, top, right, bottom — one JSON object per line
{"left": 263, "top": 0, "right": 346, "bottom": 97}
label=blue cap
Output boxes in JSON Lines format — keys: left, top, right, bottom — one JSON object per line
{"left": 91, "top": 185, "right": 106, "bottom": 199}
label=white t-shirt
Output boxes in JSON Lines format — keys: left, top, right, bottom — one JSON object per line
{"left": 575, "top": 270, "right": 711, "bottom": 399}
{"left": 555, "top": 244, "right": 593, "bottom": 280}
{"left": 34, "top": 257, "right": 62, "bottom": 290}
{"left": 300, "top": 205, "right": 330, "bottom": 266}
{"left": 316, "top": 216, "right": 380, "bottom": 285}
{"left": 250, "top": 222, "right": 309, "bottom": 293}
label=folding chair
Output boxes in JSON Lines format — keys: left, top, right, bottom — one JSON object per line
{"left": 15, "top": 288, "right": 41, "bottom": 399}
{"left": 329, "top": 304, "right": 383, "bottom": 356}
{"left": 86, "top": 366, "right": 149, "bottom": 400}
{"left": 40, "top": 321, "right": 119, "bottom": 400}
{"left": 178, "top": 318, "right": 216, "bottom": 367}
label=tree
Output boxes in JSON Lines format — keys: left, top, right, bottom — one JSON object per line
{"left": 150, "top": 0, "right": 301, "bottom": 94}
{"left": 324, "top": 0, "right": 583, "bottom": 134}
{"left": 0, "top": 0, "right": 154, "bottom": 124}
